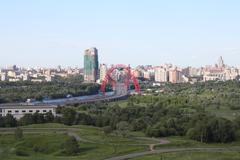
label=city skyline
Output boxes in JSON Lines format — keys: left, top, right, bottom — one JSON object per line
{"left": 0, "top": 52, "right": 236, "bottom": 69}
{"left": 0, "top": 1, "right": 240, "bottom": 67}
{"left": 0, "top": 54, "right": 233, "bottom": 69}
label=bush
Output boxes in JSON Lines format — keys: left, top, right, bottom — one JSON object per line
{"left": 33, "top": 145, "right": 46, "bottom": 153}
{"left": 15, "top": 148, "right": 29, "bottom": 157}
{"left": 15, "top": 127, "right": 23, "bottom": 140}
{"left": 62, "top": 136, "right": 79, "bottom": 156}
{"left": 146, "top": 127, "right": 160, "bottom": 137}
{"left": 62, "top": 108, "right": 76, "bottom": 126}
{"left": 103, "top": 126, "right": 113, "bottom": 135}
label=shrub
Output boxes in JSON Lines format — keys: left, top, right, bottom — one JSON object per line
{"left": 15, "top": 148, "right": 29, "bottom": 157}
{"left": 62, "top": 136, "right": 79, "bottom": 156}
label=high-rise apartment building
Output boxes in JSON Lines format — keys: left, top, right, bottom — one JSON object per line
{"left": 84, "top": 47, "right": 99, "bottom": 82}
{"left": 169, "top": 68, "right": 182, "bottom": 83}
{"left": 99, "top": 64, "right": 108, "bottom": 81}
{"left": 155, "top": 67, "right": 169, "bottom": 82}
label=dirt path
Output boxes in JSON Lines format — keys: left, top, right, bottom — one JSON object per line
{"left": 134, "top": 137, "right": 170, "bottom": 151}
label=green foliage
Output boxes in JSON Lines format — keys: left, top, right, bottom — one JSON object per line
{"left": 16, "top": 133, "right": 69, "bottom": 154}
{"left": 63, "top": 136, "right": 79, "bottom": 156}
{"left": 73, "top": 81, "right": 240, "bottom": 143}
{"left": 116, "top": 121, "right": 131, "bottom": 137}
{"left": 14, "top": 127, "right": 23, "bottom": 140}
{"left": 0, "top": 116, "right": 5, "bottom": 127}
{"left": 187, "top": 116, "right": 236, "bottom": 143}
{"left": 132, "top": 152, "right": 240, "bottom": 160}
{"left": 4, "top": 114, "right": 17, "bottom": 127}
{"left": 0, "top": 77, "right": 99, "bottom": 103}
{"left": 234, "top": 116, "right": 240, "bottom": 129}
{"left": 62, "top": 108, "right": 76, "bottom": 125}
{"left": 103, "top": 126, "right": 113, "bottom": 135}
{"left": 19, "top": 112, "right": 53, "bottom": 126}
{"left": 15, "top": 147, "right": 29, "bottom": 157}
{"left": 45, "top": 112, "right": 54, "bottom": 122}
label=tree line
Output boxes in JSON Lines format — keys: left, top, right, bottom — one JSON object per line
{"left": 1, "top": 104, "right": 239, "bottom": 144}
{"left": 57, "top": 102, "right": 240, "bottom": 143}
{"left": 0, "top": 75, "right": 100, "bottom": 103}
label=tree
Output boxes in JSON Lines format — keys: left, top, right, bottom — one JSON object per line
{"left": 187, "top": 117, "right": 236, "bottom": 143}
{"left": 4, "top": 114, "right": 17, "bottom": 127}
{"left": 45, "top": 112, "right": 54, "bottom": 122}
{"left": 234, "top": 116, "right": 240, "bottom": 129}
{"left": 15, "top": 127, "right": 23, "bottom": 140}
{"left": 146, "top": 127, "right": 160, "bottom": 137}
{"left": 208, "top": 118, "right": 236, "bottom": 143}
{"left": 0, "top": 116, "right": 4, "bottom": 127}
{"left": 103, "top": 126, "right": 113, "bottom": 135}
{"left": 62, "top": 108, "right": 76, "bottom": 125}
{"left": 63, "top": 136, "right": 79, "bottom": 156}
{"left": 116, "top": 121, "right": 131, "bottom": 137}
{"left": 132, "top": 118, "right": 150, "bottom": 131}
{"left": 32, "top": 112, "right": 45, "bottom": 124}
{"left": 19, "top": 114, "right": 34, "bottom": 126}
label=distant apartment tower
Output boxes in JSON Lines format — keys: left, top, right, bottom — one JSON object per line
{"left": 169, "top": 68, "right": 182, "bottom": 83}
{"left": 218, "top": 56, "right": 225, "bottom": 68}
{"left": 100, "top": 64, "right": 108, "bottom": 81}
{"left": 143, "top": 70, "right": 155, "bottom": 81}
{"left": 84, "top": 47, "right": 99, "bottom": 82}
{"left": 155, "top": 67, "right": 169, "bottom": 82}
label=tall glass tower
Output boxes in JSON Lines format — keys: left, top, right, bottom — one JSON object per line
{"left": 84, "top": 47, "right": 99, "bottom": 82}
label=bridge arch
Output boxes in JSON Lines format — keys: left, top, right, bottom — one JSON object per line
{"left": 100, "top": 64, "right": 140, "bottom": 94}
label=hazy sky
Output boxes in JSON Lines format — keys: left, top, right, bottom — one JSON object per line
{"left": 0, "top": 0, "right": 240, "bottom": 68}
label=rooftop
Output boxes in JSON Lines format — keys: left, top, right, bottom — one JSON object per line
{"left": 0, "top": 103, "right": 57, "bottom": 109}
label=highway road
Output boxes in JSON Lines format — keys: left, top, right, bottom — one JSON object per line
{"left": 38, "top": 92, "right": 129, "bottom": 105}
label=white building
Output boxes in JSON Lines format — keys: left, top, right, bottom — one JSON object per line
{"left": 45, "top": 76, "right": 52, "bottom": 82}
{"left": 0, "top": 104, "right": 57, "bottom": 119}
{"left": 7, "top": 70, "right": 17, "bottom": 78}
{"left": 155, "top": 67, "right": 168, "bottom": 82}
{"left": 224, "top": 68, "right": 239, "bottom": 80}
{"left": 1, "top": 73, "right": 7, "bottom": 81}
{"left": 203, "top": 72, "right": 225, "bottom": 81}
{"left": 99, "top": 64, "right": 108, "bottom": 81}
{"left": 143, "top": 70, "right": 155, "bottom": 80}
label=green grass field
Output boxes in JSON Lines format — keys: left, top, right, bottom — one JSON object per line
{"left": 0, "top": 123, "right": 149, "bottom": 160}
{"left": 155, "top": 136, "right": 240, "bottom": 149}
{"left": 1, "top": 123, "right": 240, "bottom": 160}
{"left": 132, "top": 152, "right": 240, "bottom": 160}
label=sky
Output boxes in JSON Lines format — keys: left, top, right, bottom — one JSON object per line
{"left": 0, "top": 0, "right": 240, "bottom": 68}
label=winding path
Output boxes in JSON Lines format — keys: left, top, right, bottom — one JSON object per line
{"left": 1, "top": 127, "right": 240, "bottom": 160}
{"left": 135, "top": 137, "right": 170, "bottom": 151}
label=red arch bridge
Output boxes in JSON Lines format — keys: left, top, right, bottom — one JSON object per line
{"left": 100, "top": 64, "right": 140, "bottom": 95}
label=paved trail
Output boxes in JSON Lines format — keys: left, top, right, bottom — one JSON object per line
{"left": 135, "top": 137, "right": 170, "bottom": 151}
